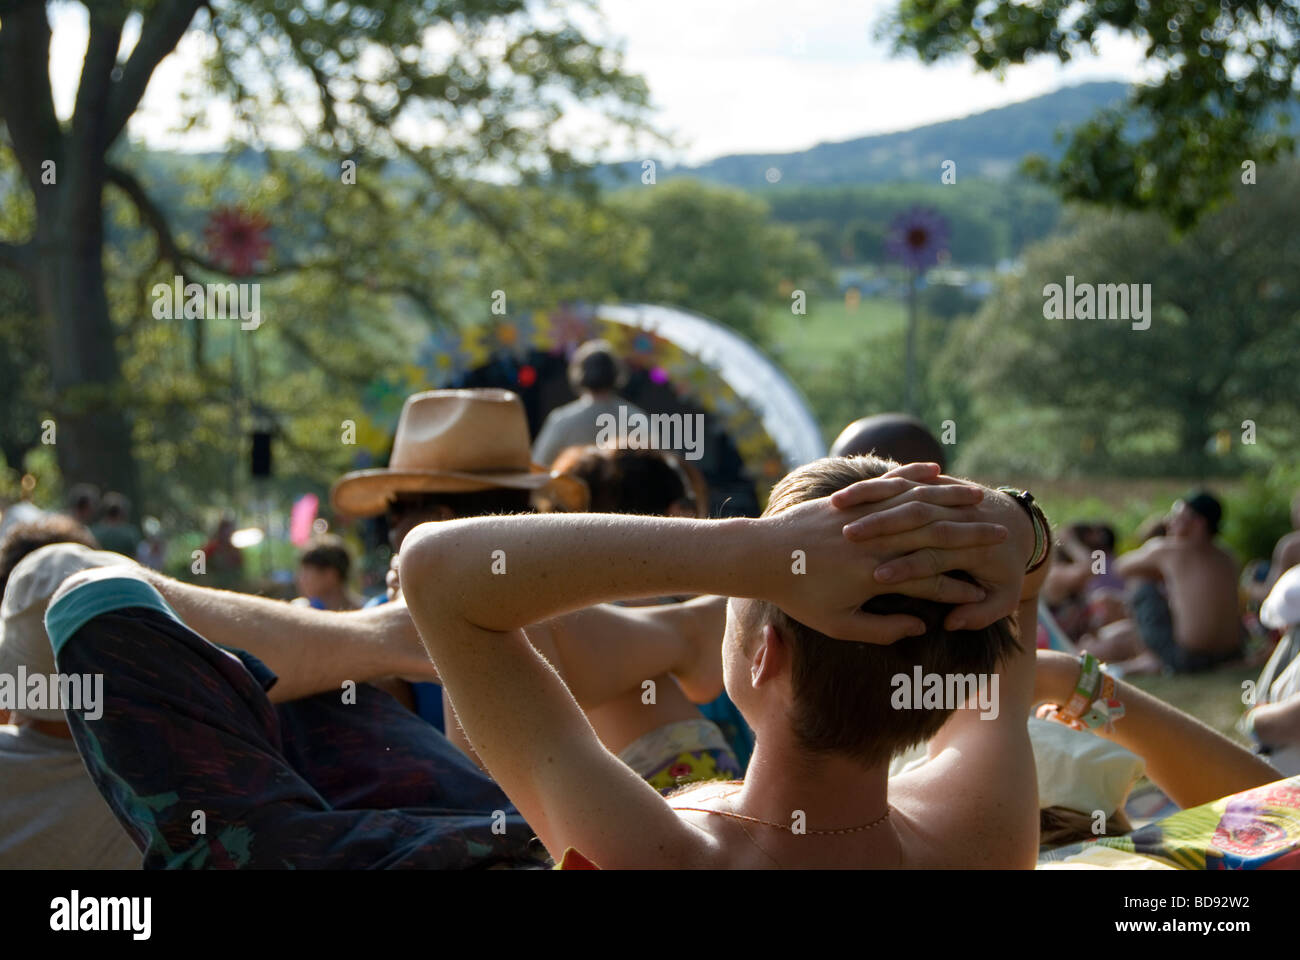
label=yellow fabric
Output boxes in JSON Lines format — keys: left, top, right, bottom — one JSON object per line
{"left": 1038, "top": 845, "right": 1177, "bottom": 870}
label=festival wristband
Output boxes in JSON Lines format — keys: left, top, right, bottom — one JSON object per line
{"left": 1076, "top": 673, "right": 1125, "bottom": 733}
{"left": 1061, "top": 652, "right": 1102, "bottom": 719}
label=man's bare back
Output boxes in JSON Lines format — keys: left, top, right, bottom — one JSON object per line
{"left": 1144, "top": 537, "right": 1240, "bottom": 653}
{"left": 664, "top": 710, "right": 1039, "bottom": 870}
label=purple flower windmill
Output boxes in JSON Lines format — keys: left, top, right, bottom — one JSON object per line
{"left": 886, "top": 207, "right": 950, "bottom": 415}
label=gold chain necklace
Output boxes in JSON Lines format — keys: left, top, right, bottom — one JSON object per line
{"left": 673, "top": 784, "right": 892, "bottom": 837}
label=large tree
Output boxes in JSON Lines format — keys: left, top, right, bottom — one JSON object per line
{"left": 941, "top": 163, "right": 1300, "bottom": 476}
{"left": 883, "top": 0, "right": 1299, "bottom": 228}
{"left": 0, "top": 0, "right": 648, "bottom": 503}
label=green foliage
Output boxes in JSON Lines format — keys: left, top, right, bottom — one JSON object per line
{"left": 939, "top": 164, "right": 1300, "bottom": 477}
{"left": 883, "top": 0, "right": 1300, "bottom": 228}
{"left": 610, "top": 179, "right": 831, "bottom": 341}
{"left": 766, "top": 178, "right": 1063, "bottom": 266}
{"left": 1, "top": 0, "right": 654, "bottom": 514}
{"left": 12, "top": 150, "right": 827, "bottom": 518}
{"left": 1221, "top": 463, "right": 1300, "bottom": 562}
{"left": 762, "top": 287, "right": 973, "bottom": 445}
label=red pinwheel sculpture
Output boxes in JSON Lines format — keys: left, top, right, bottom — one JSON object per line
{"left": 886, "top": 207, "right": 951, "bottom": 414}
{"left": 204, "top": 207, "right": 272, "bottom": 276}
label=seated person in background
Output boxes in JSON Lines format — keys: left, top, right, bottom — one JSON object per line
{"left": 1241, "top": 566, "right": 1300, "bottom": 776}
{"left": 551, "top": 445, "right": 699, "bottom": 517}
{"left": 293, "top": 534, "right": 361, "bottom": 611}
{"left": 1081, "top": 492, "right": 1242, "bottom": 675}
{"left": 400, "top": 457, "right": 1047, "bottom": 868}
{"left": 550, "top": 443, "right": 757, "bottom": 771}
{"left": 0, "top": 532, "right": 139, "bottom": 869}
{"left": 90, "top": 491, "right": 142, "bottom": 559}
{"left": 532, "top": 339, "right": 645, "bottom": 467}
{"left": 201, "top": 514, "right": 244, "bottom": 590}
{"left": 66, "top": 483, "right": 100, "bottom": 529}
{"left": 829, "top": 413, "right": 947, "bottom": 470}
{"left": 1043, "top": 523, "right": 1125, "bottom": 641}
{"left": 1248, "top": 491, "right": 1300, "bottom": 606}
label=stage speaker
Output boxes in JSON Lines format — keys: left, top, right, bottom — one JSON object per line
{"left": 250, "top": 430, "right": 273, "bottom": 477}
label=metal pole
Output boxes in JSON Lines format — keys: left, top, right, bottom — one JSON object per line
{"left": 904, "top": 269, "right": 918, "bottom": 415}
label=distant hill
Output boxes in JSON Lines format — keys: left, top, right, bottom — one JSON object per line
{"left": 601, "top": 81, "right": 1131, "bottom": 189}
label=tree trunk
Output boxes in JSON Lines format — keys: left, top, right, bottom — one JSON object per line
{"left": 1177, "top": 403, "right": 1212, "bottom": 478}
{"left": 32, "top": 158, "right": 140, "bottom": 505}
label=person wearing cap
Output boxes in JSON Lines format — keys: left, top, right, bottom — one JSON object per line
{"left": 531, "top": 339, "right": 646, "bottom": 467}
{"left": 0, "top": 543, "right": 140, "bottom": 868}
{"left": 1082, "top": 491, "right": 1243, "bottom": 675}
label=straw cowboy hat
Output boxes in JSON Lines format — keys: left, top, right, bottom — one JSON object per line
{"left": 331, "top": 389, "right": 587, "bottom": 517}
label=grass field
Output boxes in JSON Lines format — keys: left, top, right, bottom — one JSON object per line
{"left": 1127, "top": 666, "right": 1257, "bottom": 745}
{"left": 762, "top": 295, "right": 906, "bottom": 373}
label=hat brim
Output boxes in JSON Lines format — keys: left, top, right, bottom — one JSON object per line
{"left": 331, "top": 464, "right": 577, "bottom": 517}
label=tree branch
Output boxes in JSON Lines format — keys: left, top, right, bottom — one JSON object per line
{"left": 105, "top": 163, "right": 343, "bottom": 279}
{"left": 103, "top": 0, "right": 206, "bottom": 147}
{"left": 70, "top": 6, "right": 126, "bottom": 160}
{"left": 105, "top": 163, "right": 197, "bottom": 272}
{"left": 0, "top": 1, "right": 64, "bottom": 196}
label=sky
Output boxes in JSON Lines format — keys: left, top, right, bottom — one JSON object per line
{"left": 46, "top": 0, "right": 1156, "bottom": 164}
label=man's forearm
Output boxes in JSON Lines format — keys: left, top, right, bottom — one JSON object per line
{"left": 401, "top": 514, "right": 764, "bottom": 634}
{"left": 135, "top": 570, "right": 436, "bottom": 702}
{"left": 1036, "top": 651, "right": 1278, "bottom": 808}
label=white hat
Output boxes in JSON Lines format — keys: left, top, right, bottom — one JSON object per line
{"left": 1261, "top": 565, "right": 1300, "bottom": 631}
{"left": 0, "top": 542, "right": 136, "bottom": 720}
{"left": 1029, "top": 716, "right": 1146, "bottom": 816}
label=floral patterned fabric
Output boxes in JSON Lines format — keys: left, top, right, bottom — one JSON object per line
{"left": 1041, "top": 775, "right": 1300, "bottom": 869}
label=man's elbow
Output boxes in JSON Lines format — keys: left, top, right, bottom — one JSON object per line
{"left": 397, "top": 522, "right": 447, "bottom": 598}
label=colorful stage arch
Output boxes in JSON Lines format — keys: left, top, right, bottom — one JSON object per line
{"left": 355, "top": 303, "right": 825, "bottom": 506}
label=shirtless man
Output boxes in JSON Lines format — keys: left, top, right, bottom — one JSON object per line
{"left": 1083, "top": 492, "right": 1242, "bottom": 675}
{"left": 400, "top": 458, "right": 1049, "bottom": 868}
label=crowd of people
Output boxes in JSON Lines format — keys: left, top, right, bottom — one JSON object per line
{"left": 1, "top": 341, "right": 1298, "bottom": 869}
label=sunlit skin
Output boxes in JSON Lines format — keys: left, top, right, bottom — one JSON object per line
{"left": 399, "top": 463, "right": 1055, "bottom": 868}
{"left": 1082, "top": 499, "right": 1240, "bottom": 671}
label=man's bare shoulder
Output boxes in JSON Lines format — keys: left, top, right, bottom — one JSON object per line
{"left": 887, "top": 754, "right": 1034, "bottom": 868}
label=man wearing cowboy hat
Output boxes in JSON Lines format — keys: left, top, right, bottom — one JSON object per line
{"left": 332, "top": 387, "right": 588, "bottom": 553}
{"left": 331, "top": 388, "right": 732, "bottom": 765}
{"left": 330, "top": 388, "right": 587, "bottom": 724}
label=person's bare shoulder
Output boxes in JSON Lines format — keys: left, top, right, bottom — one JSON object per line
{"left": 1214, "top": 542, "right": 1241, "bottom": 571}
{"left": 1277, "top": 531, "right": 1300, "bottom": 566}
{"left": 887, "top": 753, "right": 1036, "bottom": 868}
